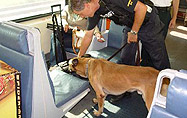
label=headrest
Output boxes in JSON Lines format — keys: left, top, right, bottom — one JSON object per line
{"left": 166, "top": 76, "right": 187, "bottom": 117}
{"left": 0, "top": 23, "right": 29, "bottom": 54}
{"left": 180, "top": 69, "right": 187, "bottom": 74}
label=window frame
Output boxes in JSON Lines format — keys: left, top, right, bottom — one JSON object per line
{"left": 0, "top": 0, "right": 65, "bottom": 22}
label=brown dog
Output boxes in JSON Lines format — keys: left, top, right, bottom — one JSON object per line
{"left": 68, "top": 57, "right": 159, "bottom": 116}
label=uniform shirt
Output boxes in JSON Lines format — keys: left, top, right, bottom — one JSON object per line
{"left": 87, "top": 0, "right": 138, "bottom": 30}
{"left": 150, "top": 0, "right": 172, "bottom": 7}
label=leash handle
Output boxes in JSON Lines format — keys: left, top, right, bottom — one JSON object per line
{"left": 135, "top": 42, "right": 141, "bottom": 66}
{"left": 107, "top": 43, "right": 128, "bottom": 61}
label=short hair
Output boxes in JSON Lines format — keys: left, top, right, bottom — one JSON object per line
{"left": 69, "top": 0, "right": 91, "bottom": 11}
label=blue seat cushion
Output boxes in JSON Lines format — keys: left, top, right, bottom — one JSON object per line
{"left": 49, "top": 69, "right": 89, "bottom": 107}
{"left": 0, "top": 23, "right": 28, "bottom": 54}
{"left": 88, "top": 47, "right": 120, "bottom": 63}
{"left": 150, "top": 105, "right": 178, "bottom": 118}
{"left": 0, "top": 44, "right": 33, "bottom": 118}
{"left": 166, "top": 76, "right": 187, "bottom": 118}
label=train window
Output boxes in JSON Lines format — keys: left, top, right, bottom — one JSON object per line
{"left": 0, "top": 0, "right": 65, "bottom": 21}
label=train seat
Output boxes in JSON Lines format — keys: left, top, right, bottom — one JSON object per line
{"left": 0, "top": 22, "right": 33, "bottom": 118}
{"left": 147, "top": 69, "right": 187, "bottom": 118}
{"left": 88, "top": 21, "right": 125, "bottom": 63}
{"left": 0, "top": 21, "right": 90, "bottom": 118}
{"left": 48, "top": 68, "right": 89, "bottom": 108}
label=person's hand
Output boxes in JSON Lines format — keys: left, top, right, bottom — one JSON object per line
{"left": 77, "top": 52, "right": 81, "bottom": 57}
{"left": 127, "top": 32, "right": 138, "bottom": 43}
{"left": 169, "top": 18, "right": 176, "bottom": 29}
{"left": 95, "top": 32, "right": 105, "bottom": 43}
{"left": 64, "top": 24, "right": 69, "bottom": 32}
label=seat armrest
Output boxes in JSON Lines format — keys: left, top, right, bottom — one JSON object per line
{"left": 147, "top": 69, "right": 178, "bottom": 118}
{"left": 151, "top": 69, "right": 178, "bottom": 109}
{"left": 147, "top": 69, "right": 187, "bottom": 118}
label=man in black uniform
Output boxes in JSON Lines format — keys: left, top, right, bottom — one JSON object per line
{"left": 69, "top": 0, "right": 170, "bottom": 70}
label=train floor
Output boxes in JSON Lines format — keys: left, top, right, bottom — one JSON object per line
{"left": 166, "top": 20, "right": 187, "bottom": 70}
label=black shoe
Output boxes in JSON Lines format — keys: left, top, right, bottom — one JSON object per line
{"left": 109, "top": 92, "right": 132, "bottom": 103}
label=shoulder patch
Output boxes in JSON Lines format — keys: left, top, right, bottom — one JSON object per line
{"left": 127, "top": 0, "right": 133, "bottom": 7}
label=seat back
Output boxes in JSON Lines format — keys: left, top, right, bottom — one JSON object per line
{"left": 0, "top": 22, "right": 33, "bottom": 118}
{"left": 147, "top": 69, "right": 187, "bottom": 118}
{"left": 166, "top": 73, "right": 187, "bottom": 117}
{"left": 0, "top": 23, "right": 29, "bottom": 54}
{"left": 107, "top": 21, "right": 124, "bottom": 49}
{"left": 88, "top": 21, "right": 124, "bottom": 62}
{"left": 0, "top": 22, "right": 90, "bottom": 118}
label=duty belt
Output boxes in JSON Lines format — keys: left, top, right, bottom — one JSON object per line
{"left": 155, "top": 6, "right": 171, "bottom": 12}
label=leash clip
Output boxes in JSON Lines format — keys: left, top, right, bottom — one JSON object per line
{"left": 146, "top": 5, "right": 152, "bottom": 13}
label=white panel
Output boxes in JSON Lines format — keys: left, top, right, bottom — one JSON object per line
{"left": 21, "top": 16, "right": 52, "bottom": 54}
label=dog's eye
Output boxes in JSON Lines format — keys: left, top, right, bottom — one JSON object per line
{"left": 69, "top": 64, "right": 76, "bottom": 72}
{"left": 72, "top": 59, "right": 78, "bottom": 66}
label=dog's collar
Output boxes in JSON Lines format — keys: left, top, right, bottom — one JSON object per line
{"left": 85, "top": 59, "right": 91, "bottom": 78}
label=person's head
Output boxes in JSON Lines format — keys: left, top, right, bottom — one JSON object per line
{"left": 69, "top": 0, "right": 99, "bottom": 18}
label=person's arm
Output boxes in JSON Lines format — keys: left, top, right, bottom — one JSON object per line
{"left": 77, "top": 11, "right": 101, "bottom": 56}
{"left": 78, "top": 29, "right": 95, "bottom": 57}
{"left": 169, "top": 0, "right": 179, "bottom": 28}
{"left": 61, "top": 6, "right": 70, "bottom": 32}
{"left": 127, "top": 1, "right": 147, "bottom": 43}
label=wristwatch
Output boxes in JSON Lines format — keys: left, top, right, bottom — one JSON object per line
{"left": 130, "top": 30, "right": 137, "bottom": 35}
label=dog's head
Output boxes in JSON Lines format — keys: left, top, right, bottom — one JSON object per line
{"left": 68, "top": 57, "right": 91, "bottom": 78}
{"left": 68, "top": 57, "right": 79, "bottom": 72}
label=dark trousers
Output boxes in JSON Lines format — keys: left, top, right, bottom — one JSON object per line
{"left": 117, "top": 26, "right": 137, "bottom": 66}
{"left": 157, "top": 7, "right": 171, "bottom": 39}
{"left": 141, "top": 7, "right": 171, "bottom": 69}
{"left": 119, "top": 7, "right": 170, "bottom": 71}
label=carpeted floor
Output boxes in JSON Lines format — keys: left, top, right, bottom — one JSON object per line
{"left": 165, "top": 20, "right": 187, "bottom": 70}
{"left": 63, "top": 87, "right": 148, "bottom": 118}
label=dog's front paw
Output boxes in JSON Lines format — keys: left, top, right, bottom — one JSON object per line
{"left": 93, "top": 110, "right": 101, "bottom": 116}
{"left": 93, "top": 98, "right": 98, "bottom": 104}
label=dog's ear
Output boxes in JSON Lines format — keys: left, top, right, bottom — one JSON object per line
{"left": 72, "top": 58, "right": 78, "bottom": 67}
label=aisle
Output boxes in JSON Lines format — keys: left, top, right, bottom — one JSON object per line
{"left": 166, "top": 20, "right": 187, "bottom": 70}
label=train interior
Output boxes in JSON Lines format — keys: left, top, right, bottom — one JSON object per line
{"left": 0, "top": 0, "right": 187, "bottom": 118}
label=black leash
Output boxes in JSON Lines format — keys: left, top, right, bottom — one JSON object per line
{"left": 52, "top": 14, "right": 67, "bottom": 64}
{"left": 107, "top": 43, "right": 128, "bottom": 61}
{"left": 107, "top": 42, "right": 141, "bottom": 66}
{"left": 51, "top": 4, "right": 67, "bottom": 65}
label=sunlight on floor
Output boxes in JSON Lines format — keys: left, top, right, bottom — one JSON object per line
{"left": 170, "top": 31, "right": 187, "bottom": 40}
{"left": 104, "top": 101, "right": 121, "bottom": 113}
{"left": 65, "top": 109, "right": 108, "bottom": 118}
{"left": 64, "top": 101, "right": 121, "bottom": 118}
{"left": 177, "top": 26, "right": 187, "bottom": 32}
